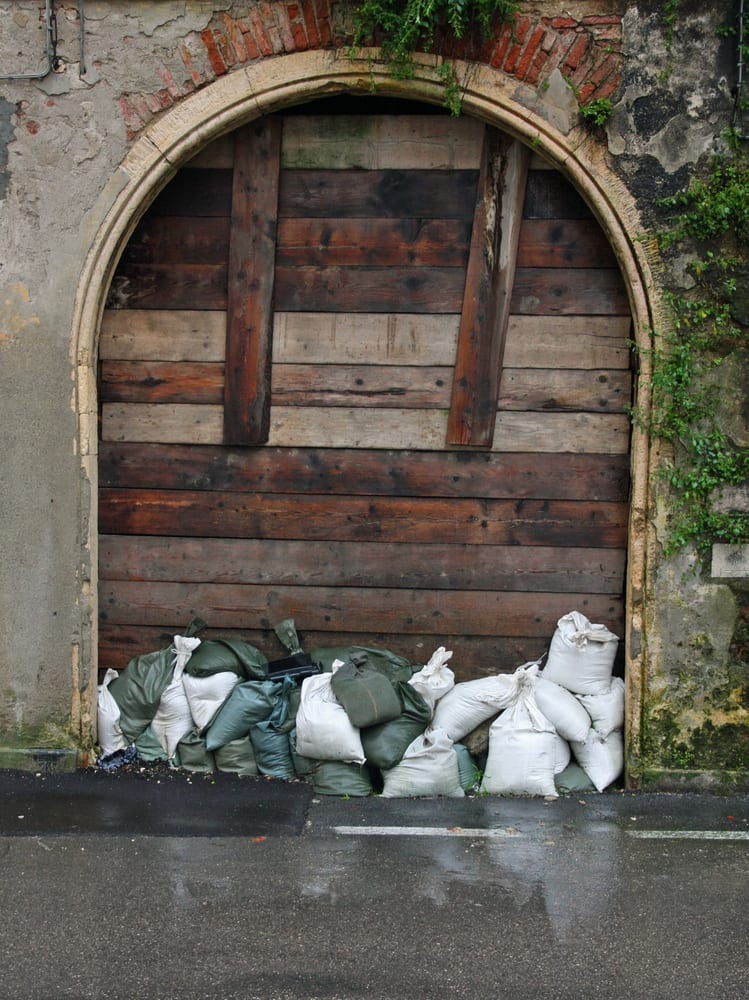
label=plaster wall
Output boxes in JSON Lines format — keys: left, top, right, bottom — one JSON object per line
{"left": 0, "top": 1, "right": 746, "bottom": 786}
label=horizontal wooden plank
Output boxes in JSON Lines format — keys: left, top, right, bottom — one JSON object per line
{"left": 277, "top": 218, "right": 471, "bottom": 268}
{"left": 498, "top": 368, "right": 631, "bottom": 412}
{"left": 523, "top": 170, "right": 592, "bottom": 220}
{"left": 273, "top": 266, "right": 466, "bottom": 313}
{"left": 101, "top": 403, "right": 630, "bottom": 452}
{"left": 98, "top": 444, "right": 630, "bottom": 501}
{"left": 278, "top": 170, "right": 478, "bottom": 219}
{"left": 99, "top": 580, "right": 623, "bottom": 637}
{"left": 148, "top": 168, "right": 232, "bottom": 217}
{"left": 99, "top": 535, "right": 625, "bottom": 593}
{"left": 99, "top": 310, "right": 226, "bottom": 362}
{"left": 270, "top": 364, "right": 453, "bottom": 408}
{"left": 108, "top": 263, "right": 228, "bottom": 311}
{"left": 99, "top": 361, "right": 224, "bottom": 404}
{"left": 516, "top": 219, "right": 617, "bottom": 268}
{"left": 505, "top": 316, "right": 632, "bottom": 368}
{"left": 97, "top": 623, "right": 560, "bottom": 677}
{"left": 510, "top": 268, "right": 630, "bottom": 315}
{"left": 280, "top": 115, "right": 485, "bottom": 169}
{"left": 121, "top": 216, "right": 230, "bottom": 266}
{"left": 99, "top": 489, "right": 629, "bottom": 547}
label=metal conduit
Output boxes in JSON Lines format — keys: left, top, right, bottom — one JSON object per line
{"left": 0, "top": 1, "right": 86, "bottom": 82}
{"left": 734, "top": 0, "right": 749, "bottom": 139}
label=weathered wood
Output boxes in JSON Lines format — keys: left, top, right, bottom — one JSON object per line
{"left": 278, "top": 169, "right": 478, "bottom": 219}
{"left": 148, "top": 167, "right": 232, "bottom": 217}
{"left": 498, "top": 368, "right": 631, "bottom": 412}
{"left": 122, "top": 216, "right": 230, "bottom": 265}
{"left": 510, "top": 267, "right": 630, "bottom": 315}
{"left": 270, "top": 364, "right": 453, "bottom": 408}
{"left": 504, "top": 316, "right": 632, "bottom": 368}
{"left": 107, "top": 263, "right": 227, "bottom": 311}
{"left": 517, "top": 219, "right": 617, "bottom": 268}
{"left": 224, "top": 118, "right": 282, "bottom": 444}
{"left": 99, "top": 579, "right": 623, "bottom": 637}
{"left": 523, "top": 170, "right": 592, "bottom": 220}
{"left": 101, "top": 403, "right": 629, "bottom": 452}
{"left": 448, "top": 134, "right": 530, "bottom": 446}
{"left": 99, "top": 489, "right": 629, "bottom": 547}
{"left": 99, "top": 443, "right": 630, "bottom": 501}
{"left": 273, "top": 266, "right": 467, "bottom": 313}
{"left": 99, "top": 361, "right": 224, "bottom": 404}
{"left": 99, "top": 310, "right": 226, "bottom": 361}
{"left": 100, "top": 535, "right": 625, "bottom": 593}
{"left": 277, "top": 218, "right": 471, "bottom": 267}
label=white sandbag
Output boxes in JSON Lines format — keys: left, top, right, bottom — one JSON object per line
{"left": 575, "top": 676, "right": 625, "bottom": 738}
{"left": 480, "top": 664, "right": 558, "bottom": 798}
{"left": 97, "top": 668, "right": 128, "bottom": 758}
{"left": 542, "top": 611, "right": 619, "bottom": 695}
{"left": 381, "top": 727, "right": 464, "bottom": 798}
{"left": 182, "top": 670, "right": 240, "bottom": 733}
{"left": 535, "top": 675, "right": 592, "bottom": 743}
{"left": 295, "top": 673, "right": 366, "bottom": 765}
{"left": 571, "top": 729, "right": 624, "bottom": 792}
{"left": 151, "top": 635, "right": 201, "bottom": 758}
{"left": 552, "top": 733, "right": 572, "bottom": 775}
{"left": 408, "top": 646, "right": 455, "bottom": 712}
{"left": 431, "top": 674, "right": 515, "bottom": 741}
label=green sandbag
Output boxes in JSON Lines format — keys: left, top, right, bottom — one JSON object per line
{"left": 186, "top": 638, "right": 268, "bottom": 680}
{"left": 214, "top": 737, "right": 259, "bottom": 776}
{"left": 360, "top": 681, "right": 432, "bottom": 771}
{"left": 311, "top": 646, "right": 414, "bottom": 683}
{"left": 555, "top": 762, "right": 596, "bottom": 794}
{"left": 311, "top": 760, "right": 374, "bottom": 797}
{"left": 249, "top": 678, "right": 296, "bottom": 780}
{"left": 204, "top": 679, "right": 281, "bottom": 751}
{"left": 108, "top": 646, "right": 176, "bottom": 743}
{"left": 330, "top": 654, "right": 403, "bottom": 728}
{"left": 454, "top": 742, "right": 481, "bottom": 793}
{"left": 289, "top": 728, "right": 316, "bottom": 777}
{"left": 275, "top": 683, "right": 301, "bottom": 735}
{"left": 177, "top": 729, "right": 215, "bottom": 772}
{"left": 134, "top": 724, "right": 170, "bottom": 764}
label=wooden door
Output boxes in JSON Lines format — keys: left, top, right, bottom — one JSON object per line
{"left": 98, "top": 105, "right": 631, "bottom": 676}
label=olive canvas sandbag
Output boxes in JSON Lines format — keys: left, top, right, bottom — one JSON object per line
{"left": 311, "top": 760, "right": 374, "bottom": 797}
{"left": 177, "top": 729, "right": 215, "bottom": 773}
{"left": 204, "top": 679, "right": 281, "bottom": 751}
{"left": 361, "top": 681, "right": 432, "bottom": 771}
{"left": 108, "top": 645, "right": 176, "bottom": 743}
{"left": 330, "top": 655, "right": 402, "bottom": 729}
{"left": 249, "top": 677, "right": 296, "bottom": 780}
{"left": 454, "top": 742, "right": 481, "bottom": 793}
{"left": 214, "top": 737, "right": 259, "bottom": 776}
{"left": 134, "top": 723, "right": 170, "bottom": 765}
{"left": 185, "top": 638, "right": 268, "bottom": 681}
{"left": 311, "top": 646, "right": 414, "bottom": 684}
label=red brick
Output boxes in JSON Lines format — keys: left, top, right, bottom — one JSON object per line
{"left": 118, "top": 97, "right": 144, "bottom": 136}
{"left": 239, "top": 26, "right": 261, "bottom": 61}
{"left": 273, "top": 6, "right": 298, "bottom": 52}
{"left": 315, "top": 0, "right": 333, "bottom": 46}
{"left": 247, "top": 9, "right": 274, "bottom": 56}
{"left": 590, "top": 73, "right": 621, "bottom": 102}
{"left": 515, "top": 24, "right": 546, "bottom": 80}
{"left": 490, "top": 25, "right": 513, "bottom": 69}
{"left": 301, "top": 1, "right": 321, "bottom": 48}
{"left": 158, "top": 66, "right": 183, "bottom": 100}
{"left": 289, "top": 19, "right": 309, "bottom": 50}
{"left": 577, "top": 81, "right": 596, "bottom": 103}
{"left": 200, "top": 29, "right": 228, "bottom": 75}
{"left": 180, "top": 40, "right": 209, "bottom": 87}
{"left": 525, "top": 46, "right": 549, "bottom": 86}
{"left": 587, "top": 54, "right": 620, "bottom": 87}
{"left": 582, "top": 15, "right": 622, "bottom": 26}
{"left": 258, "top": 3, "right": 285, "bottom": 54}
{"left": 551, "top": 17, "right": 578, "bottom": 29}
{"left": 564, "top": 33, "right": 589, "bottom": 70}
{"left": 219, "top": 13, "right": 250, "bottom": 62}
{"left": 503, "top": 43, "right": 523, "bottom": 74}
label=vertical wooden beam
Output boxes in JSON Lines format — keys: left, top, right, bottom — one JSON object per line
{"left": 223, "top": 117, "right": 282, "bottom": 445}
{"left": 447, "top": 131, "right": 530, "bottom": 447}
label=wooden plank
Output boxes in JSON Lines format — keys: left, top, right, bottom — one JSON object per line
{"left": 491, "top": 411, "right": 630, "bottom": 453}
{"left": 448, "top": 134, "right": 529, "bottom": 446}
{"left": 98, "top": 443, "right": 630, "bottom": 501}
{"left": 523, "top": 170, "right": 592, "bottom": 219}
{"left": 100, "top": 535, "right": 626, "bottom": 593}
{"left": 277, "top": 218, "right": 471, "bottom": 267}
{"left": 280, "top": 115, "right": 484, "bottom": 169}
{"left": 505, "top": 316, "right": 632, "bottom": 368}
{"left": 188, "top": 134, "right": 235, "bottom": 169}
{"left": 99, "top": 579, "right": 623, "bottom": 637}
{"left": 278, "top": 169, "right": 478, "bottom": 219}
{"left": 121, "top": 216, "right": 230, "bottom": 266}
{"left": 272, "top": 313, "right": 460, "bottom": 365}
{"left": 101, "top": 403, "right": 224, "bottom": 444}
{"left": 224, "top": 118, "right": 282, "bottom": 445}
{"left": 107, "top": 263, "right": 227, "bottom": 311}
{"left": 273, "top": 266, "right": 466, "bottom": 313}
{"left": 148, "top": 168, "right": 232, "bottom": 217}
{"left": 271, "top": 364, "right": 453, "bottom": 408}
{"left": 98, "top": 489, "right": 629, "bottom": 547}
{"left": 510, "top": 267, "right": 630, "bottom": 315}
{"left": 99, "top": 361, "right": 224, "bottom": 404}
{"left": 99, "top": 310, "right": 226, "bottom": 362}
{"left": 517, "top": 219, "right": 617, "bottom": 268}
{"left": 498, "top": 368, "right": 632, "bottom": 412}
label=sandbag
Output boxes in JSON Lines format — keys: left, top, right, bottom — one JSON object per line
{"left": 203, "top": 678, "right": 280, "bottom": 750}
{"left": 214, "top": 737, "right": 259, "bottom": 776}
{"left": 535, "top": 675, "right": 592, "bottom": 743}
{"left": 431, "top": 674, "right": 515, "bottom": 742}
{"left": 480, "top": 664, "right": 558, "bottom": 798}
{"left": 289, "top": 728, "right": 317, "bottom": 777}
{"left": 249, "top": 677, "right": 296, "bottom": 779}
{"left": 331, "top": 654, "right": 402, "bottom": 728}
{"left": 542, "top": 611, "right": 619, "bottom": 696}
{"left": 552, "top": 733, "right": 572, "bottom": 775}
{"left": 311, "top": 645, "right": 414, "bottom": 683}
{"left": 360, "top": 681, "right": 431, "bottom": 771}
{"left": 108, "top": 645, "right": 177, "bottom": 742}
{"left": 575, "top": 676, "right": 625, "bottom": 738}
{"left": 97, "top": 668, "right": 128, "bottom": 758}
{"left": 134, "top": 724, "right": 170, "bottom": 764}
{"left": 454, "top": 742, "right": 481, "bottom": 793}
{"left": 381, "top": 727, "right": 464, "bottom": 798}
{"left": 185, "top": 637, "right": 268, "bottom": 680}
{"left": 295, "top": 673, "right": 366, "bottom": 764}
{"left": 183, "top": 670, "right": 241, "bottom": 735}
{"left": 151, "top": 635, "right": 201, "bottom": 759}
{"left": 311, "top": 760, "right": 375, "bottom": 797}
{"left": 571, "top": 729, "right": 624, "bottom": 792}
{"left": 408, "top": 646, "right": 455, "bottom": 711}
{"left": 177, "top": 729, "right": 215, "bottom": 772}
{"left": 555, "top": 762, "right": 596, "bottom": 794}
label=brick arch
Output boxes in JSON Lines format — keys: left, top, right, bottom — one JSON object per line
{"left": 73, "top": 46, "right": 655, "bottom": 770}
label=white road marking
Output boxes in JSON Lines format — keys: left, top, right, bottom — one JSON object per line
{"left": 628, "top": 830, "right": 749, "bottom": 840}
{"left": 333, "top": 825, "right": 521, "bottom": 838}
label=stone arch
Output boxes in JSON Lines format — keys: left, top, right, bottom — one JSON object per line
{"left": 73, "top": 49, "right": 657, "bottom": 772}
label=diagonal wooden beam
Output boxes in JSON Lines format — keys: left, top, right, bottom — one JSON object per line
{"left": 447, "top": 131, "right": 530, "bottom": 447}
{"left": 223, "top": 117, "right": 282, "bottom": 445}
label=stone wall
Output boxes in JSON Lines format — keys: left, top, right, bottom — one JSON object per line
{"left": 0, "top": 0, "right": 747, "bottom": 787}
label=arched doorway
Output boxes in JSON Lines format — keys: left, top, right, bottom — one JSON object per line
{"left": 74, "top": 52, "right": 655, "bottom": 771}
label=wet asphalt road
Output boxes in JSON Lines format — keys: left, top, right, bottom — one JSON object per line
{"left": 1, "top": 768, "right": 748, "bottom": 1000}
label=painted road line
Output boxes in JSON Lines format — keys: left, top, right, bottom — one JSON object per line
{"left": 627, "top": 830, "right": 749, "bottom": 840}
{"left": 333, "top": 826, "right": 521, "bottom": 838}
